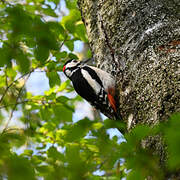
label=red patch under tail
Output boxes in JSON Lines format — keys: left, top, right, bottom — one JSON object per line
{"left": 107, "top": 93, "right": 117, "bottom": 112}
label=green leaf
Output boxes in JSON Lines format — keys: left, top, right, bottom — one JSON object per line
{"left": 0, "top": 46, "right": 12, "bottom": 67}
{"left": 6, "top": 5, "right": 33, "bottom": 36}
{"left": 57, "top": 80, "right": 70, "bottom": 91}
{"left": 92, "top": 122, "right": 103, "bottom": 130}
{"left": 75, "top": 23, "right": 88, "bottom": 42}
{"left": 6, "top": 68, "right": 17, "bottom": 79}
{"left": 53, "top": 104, "right": 73, "bottom": 123}
{"left": 61, "top": 9, "right": 81, "bottom": 33}
{"left": 33, "top": 16, "right": 59, "bottom": 50}
{"left": 43, "top": 122, "right": 56, "bottom": 131}
{"left": 65, "top": 40, "right": 74, "bottom": 51}
{"left": 164, "top": 113, "right": 180, "bottom": 169}
{"left": 47, "top": 61, "right": 56, "bottom": 71}
{"left": 31, "top": 155, "right": 45, "bottom": 166}
{"left": 48, "top": 0, "right": 60, "bottom": 5}
{"left": 125, "top": 125, "right": 151, "bottom": 145}
{"left": 46, "top": 71, "right": 61, "bottom": 88}
{"left": 42, "top": 6, "right": 58, "bottom": 17}
{"left": 68, "top": 53, "right": 78, "bottom": 59}
{"left": 36, "top": 165, "right": 53, "bottom": 174}
{"left": 40, "top": 107, "right": 53, "bottom": 121}
{"left": 7, "top": 155, "right": 36, "bottom": 180}
{"left": 0, "top": 130, "right": 26, "bottom": 148}
{"left": 127, "top": 170, "right": 144, "bottom": 180}
{"left": 55, "top": 51, "right": 68, "bottom": 59}
{"left": 56, "top": 96, "right": 70, "bottom": 103}
{"left": 16, "top": 50, "right": 30, "bottom": 73}
{"left": 65, "top": 0, "right": 78, "bottom": 9}
{"left": 34, "top": 46, "right": 49, "bottom": 63}
{"left": 22, "top": 149, "right": 33, "bottom": 157}
{"left": 47, "top": 22, "right": 65, "bottom": 37}
{"left": 64, "top": 118, "right": 92, "bottom": 142}
{"left": 87, "top": 49, "right": 92, "bottom": 58}
{"left": 0, "top": 75, "right": 6, "bottom": 88}
{"left": 47, "top": 146, "right": 65, "bottom": 161}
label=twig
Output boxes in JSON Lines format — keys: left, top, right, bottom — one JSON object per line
{"left": 2, "top": 72, "right": 32, "bottom": 132}
{"left": 0, "top": 100, "right": 31, "bottom": 109}
{"left": 0, "top": 69, "right": 34, "bottom": 104}
{"left": 0, "top": 64, "right": 51, "bottom": 105}
{"left": 4, "top": 66, "right": 8, "bottom": 87}
{"left": 0, "top": 98, "right": 74, "bottom": 112}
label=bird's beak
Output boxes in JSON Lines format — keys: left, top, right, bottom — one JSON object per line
{"left": 80, "top": 58, "right": 93, "bottom": 65}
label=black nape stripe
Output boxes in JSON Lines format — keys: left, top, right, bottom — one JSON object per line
{"left": 82, "top": 66, "right": 103, "bottom": 87}
{"left": 66, "top": 66, "right": 80, "bottom": 71}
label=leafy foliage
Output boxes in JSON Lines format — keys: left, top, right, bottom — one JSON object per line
{"left": 0, "top": 0, "right": 179, "bottom": 179}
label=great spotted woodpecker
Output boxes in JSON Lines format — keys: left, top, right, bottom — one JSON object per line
{"left": 63, "top": 59, "right": 118, "bottom": 119}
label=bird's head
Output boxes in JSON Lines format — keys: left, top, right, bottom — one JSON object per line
{"left": 63, "top": 59, "right": 81, "bottom": 78}
{"left": 63, "top": 58, "right": 93, "bottom": 78}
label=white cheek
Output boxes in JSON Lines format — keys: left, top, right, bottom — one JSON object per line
{"left": 65, "top": 69, "right": 72, "bottom": 77}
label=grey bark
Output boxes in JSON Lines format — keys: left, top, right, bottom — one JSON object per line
{"left": 78, "top": 0, "right": 180, "bottom": 178}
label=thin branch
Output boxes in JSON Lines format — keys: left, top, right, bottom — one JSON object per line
{"left": 0, "top": 69, "right": 35, "bottom": 104}
{"left": 2, "top": 72, "right": 32, "bottom": 132}
{"left": 4, "top": 66, "right": 8, "bottom": 87}
{"left": 0, "top": 100, "right": 30, "bottom": 109}
{"left": 0, "top": 67, "right": 49, "bottom": 105}
{"left": 60, "top": 41, "right": 65, "bottom": 50}
{"left": 0, "top": 98, "right": 74, "bottom": 112}
{"left": 0, "top": 60, "right": 59, "bottom": 105}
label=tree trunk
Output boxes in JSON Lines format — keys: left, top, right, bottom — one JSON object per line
{"left": 78, "top": 0, "right": 180, "bottom": 178}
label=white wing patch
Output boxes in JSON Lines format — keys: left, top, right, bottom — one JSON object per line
{"left": 89, "top": 66, "right": 115, "bottom": 91}
{"left": 81, "top": 69, "right": 101, "bottom": 94}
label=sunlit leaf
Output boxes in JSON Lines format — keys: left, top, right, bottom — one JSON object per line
{"left": 7, "top": 155, "right": 36, "bottom": 180}
{"left": 46, "top": 71, "right": 61, "bottom": 88}
{"left": 34, "top": 46, "right": 49, "bottom": 63}
{"left": 68, "top": 52, "right": 78, "bottom": 59}
{"left": 75, "top": 23, "right": 88, "bottom": 42}
{"left": 163, "top": 113, "right": 180, "bottom": 169}
{"left": 42, "top": 6, "right": 58, "bottom": 17}
{"left": 64, "top": 40, "right": 74, "bottom": 51}
{"left": 53, "top": 104, "right": 73, "bottom": 123}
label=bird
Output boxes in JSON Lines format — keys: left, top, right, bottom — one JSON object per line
{"left": 63, "top": 59, "right": 118, "bottom": 119}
